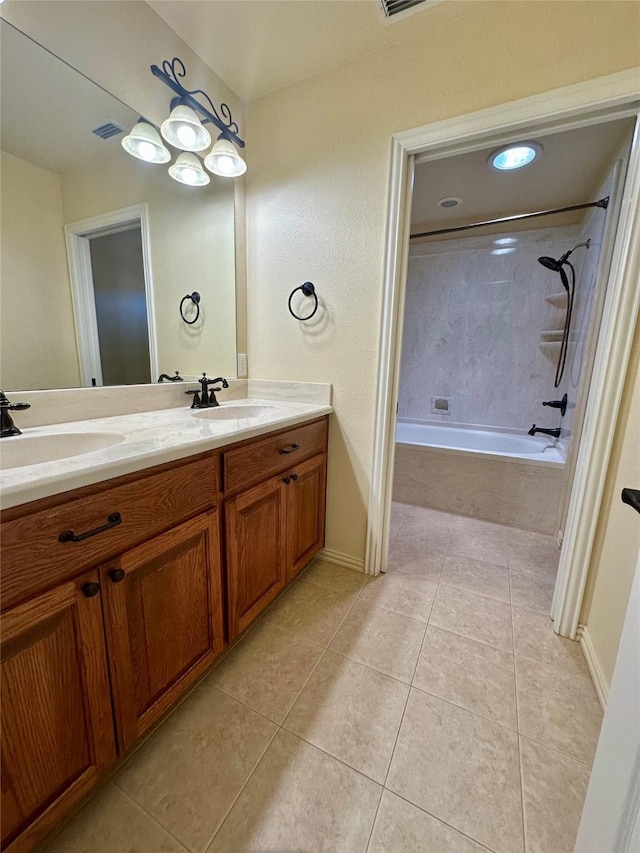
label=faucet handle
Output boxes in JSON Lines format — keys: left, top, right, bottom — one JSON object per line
{"left": 185, "top": 389, "right": 201, "bottom": 409}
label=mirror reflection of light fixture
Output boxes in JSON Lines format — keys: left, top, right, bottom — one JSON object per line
{"left": 160, "top": 104, "right": 211, "bottom": 152}
{"left": 169, "top": 152, "right": 210, "bottom": 186}
{"left": 121, "top": 120, "right": 170, "bottom": 163}
{"left": 204, "top": 139, "right": 247, "bottom": 178}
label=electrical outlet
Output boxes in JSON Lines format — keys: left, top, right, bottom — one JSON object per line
{"left": 237, "top": 353, "right": 248, "bottom": 378}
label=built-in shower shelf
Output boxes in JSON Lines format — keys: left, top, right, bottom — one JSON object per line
{"left": 540, "top": 329, "right": 565, "bottom": 342}
{"left": 545, "top": 292, "right": 568, "bottom": 306}
{"left": 539, "top": 341, "right": 562, "bottom": 356}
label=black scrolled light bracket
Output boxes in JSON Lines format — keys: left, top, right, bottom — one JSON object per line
{"left": 288, "top": 282, "right": 319, "bottom": 322}
{"left": 180, "top": 292, "right": 201, "bottom": 325}
{"left": 150, "top": 57, "right": 245, "bottom": 148}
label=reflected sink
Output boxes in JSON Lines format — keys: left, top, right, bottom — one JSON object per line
{"left": 0, "top": 431, "right": 125, "bottom": 470}
{"left": 193, "top": 404, "right": 279, "bottom": 421}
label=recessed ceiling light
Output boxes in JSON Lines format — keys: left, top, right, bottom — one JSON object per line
{"left": 437, "top": 196, "right": 462, "bottom": 208}
{"left": 489, "top": 142, "right": 542, "bottom": 171}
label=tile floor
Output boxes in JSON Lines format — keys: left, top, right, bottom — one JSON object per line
{"left": 41, "top": 505, "right": 602, "bottom": 853}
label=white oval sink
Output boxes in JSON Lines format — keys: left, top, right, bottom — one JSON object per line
{"left": 0, "top": 431, "right": 125, "bottom": 470}
{"left": 193, "top": 404, "right": 279, "bottom": 421}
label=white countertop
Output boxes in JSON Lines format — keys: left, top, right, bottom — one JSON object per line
{"left": 0, "top": 398, "right": 332, "bottom": 510}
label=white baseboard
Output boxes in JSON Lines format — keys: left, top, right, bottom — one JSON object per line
{"left": 318, "top": 547, "right": 366, "bottom": 574}
{"left": 577, "top": 623, "right": 609, "bottom": 709}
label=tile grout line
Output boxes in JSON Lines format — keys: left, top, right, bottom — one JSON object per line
{"left": 364, "top": 786, "right": 386, "bottom": 853}
{"left": 510, "top": 564, "right": 528, "bottom": 853}
{"left": 113, "top": 784, "right": 193, "bottom": 853}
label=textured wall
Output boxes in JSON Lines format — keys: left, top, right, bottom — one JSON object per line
{"left": 246, "top": 0, "right": 640, "bottom": 561}
{"left": 399, "top": 227, "right": 580, "bottom": 431}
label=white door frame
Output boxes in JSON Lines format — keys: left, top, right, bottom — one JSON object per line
{"left": 64, "top": 203, "right": 159, "bottom": 386}
{"left": 366, "top": 68, "right": 640, "bottom": 641}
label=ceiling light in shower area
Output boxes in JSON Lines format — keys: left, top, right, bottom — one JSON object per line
{"left": 437, "top": 196, "right": 462, "bottom": 209}
{"left": 490, "top": 142, "right": 542, "bottom": 171}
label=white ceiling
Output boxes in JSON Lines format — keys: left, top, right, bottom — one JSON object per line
{"left": 411, "top": 118, "right": 635, "bottom": 238}
{"left": 148, "top": 0, "right": 442, "bottom": 102}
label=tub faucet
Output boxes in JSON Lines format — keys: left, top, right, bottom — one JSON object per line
{"left": 528, "top": 425, "right": 561, "bottom": 439}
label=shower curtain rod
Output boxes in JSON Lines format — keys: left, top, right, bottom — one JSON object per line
{"left": 410, "top": 196, "right": 609, "bottom": 240}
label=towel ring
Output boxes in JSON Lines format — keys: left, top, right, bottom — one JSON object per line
{"left": 180, "top": 292, "right": 201, "bottom": 325}
{"left": 288, "top": 282, "right": 318, "bottom": 322}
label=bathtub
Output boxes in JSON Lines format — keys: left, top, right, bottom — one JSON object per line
{"left": 393, "top": 419, "right": 566, "bottom": 533}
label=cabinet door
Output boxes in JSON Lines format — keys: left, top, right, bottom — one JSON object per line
{"left": 100, "top": 511, "right": 224, "bottom": 752}
{"left": 1, "top": 572, "right": 115, "bottom": 853}
{"left": 225, "top": 476, "right": 287, "bottom": 640}
{"left": 286, "top": 453, "right": 327, "bottom": 582}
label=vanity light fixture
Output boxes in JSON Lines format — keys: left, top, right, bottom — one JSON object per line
{"left": 204, "top": 139, "right": 247, "bottom": 177}
{"left": 121, "top": 120, "right": 171, "bottom": 163}
{"left": 489, "top": 142, "right": 542, "bottom": 171}
{"left": 169, "top": 152, "right": 210, "bottom": 186}
{"left": 161, "top": 104, "right": 211, "bottom": 152}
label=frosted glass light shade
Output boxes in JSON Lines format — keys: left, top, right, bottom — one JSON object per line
{"left": 121, "top": 121, "right": 170, "bottom": 163}
{"left": 490, "top": 142, "right": 542, "bottom": 171}
{"left": 168, "top": 152, "right": 210, "bottom": 186}
{"left": 161, "top": 105, "right": 211, "bottom": 152}
{"left": 204, "top": 139, "right": 247, "bottom": 177}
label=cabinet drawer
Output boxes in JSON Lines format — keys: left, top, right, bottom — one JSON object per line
{"left": 1, "top": 454, "right": 220, "bottom": 611}
{"left": 223, "top": 418, "right": 327, "bottom": 495}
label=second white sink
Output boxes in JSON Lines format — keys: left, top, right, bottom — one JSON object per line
{"left": 0, "top": 431, "right": 125, "bottom": 470}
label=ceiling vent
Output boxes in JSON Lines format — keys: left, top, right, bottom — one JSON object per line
{"left": 91, "top": 120, "right": 124, "bottom": 140}
{"left": 378, "top": 0, "right": 435, "bottom": 23}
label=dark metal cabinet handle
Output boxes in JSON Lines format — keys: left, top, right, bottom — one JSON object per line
{"left": 59, "top": 512, "right": 122, "bottom": 543}
{"left": 290, "top": 473, "right": 298, "bottom": 481}
{"left": 621, "top": 488, "right": 640, "bottom": 515}
{"left": 108, "top": 568, "right": 126, "bottom": 583}
{"left": 278, "top": 443, "right": 300, "bottom": 456}
{"left": 282, "top": 476, "right": 291, "bottom": 484}
{"left": 82, "top": 582, "right": 101, "bottom": 598}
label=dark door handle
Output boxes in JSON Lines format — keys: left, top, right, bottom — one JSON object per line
{"left": 108, "top": 568, "right": 126, "bottom": 583}
{"left": 279, "top": 443, "right": 300, "bottom": 455}
{"left": 621, "top": 488, "right": 640, "bottom": 515}
{"left": 59, "top": 512, "right": 122, "bottom": 543}
{"left": 82, "top": 582, "right": 101, "bottom": 598}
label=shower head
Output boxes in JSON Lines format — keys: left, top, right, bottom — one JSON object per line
{"left": 538, "top": 256, "right": 562, "bottom": 272}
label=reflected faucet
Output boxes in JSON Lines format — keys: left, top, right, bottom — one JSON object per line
{"left": 158, "top": 370, "right": 183, "bottom": 382}
{"left": 528, "top": 425, "right": 561, "bottom": 439}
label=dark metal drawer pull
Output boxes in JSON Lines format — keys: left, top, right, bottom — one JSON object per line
{"left": 278, "top": 443, "right": 300, "bottom": 455}
{"left": 621, "top": 488, "right": 640, "bottom": 515}
{"left": 59, "top": 512, "right": 122, "bottom": 543}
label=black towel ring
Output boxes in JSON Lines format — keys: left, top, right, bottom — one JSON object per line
{"left": 288, "top": 282, "right": 318, "bottom": 322}
{"left": 180, "top": 292, "right": 201, "bottom": 325}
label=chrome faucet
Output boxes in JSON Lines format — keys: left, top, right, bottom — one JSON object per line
{"left": 528, "top": 424, "right": 561, "bottom": 439}
{"left": 0, "top": 390, "right": 31, "bottom": 437}
{"left": 186, "top": 373, "right": 229, "bottom": 408}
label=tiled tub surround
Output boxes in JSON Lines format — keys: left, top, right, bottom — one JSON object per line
{"left": 40, "top": 505, "right": 600, "bottom": 853}
{"left": 399, "top": 225, "right": 583, "bottom": 430}
{"left": 394, "top": 422, "right": 565, "bottom": 534}
{"left": 0, "top": 380, "right": 332, "bottom": 509}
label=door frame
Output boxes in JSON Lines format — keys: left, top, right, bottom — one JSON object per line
{"left": 64, "top": 203, "right": 158, "bottom": 386}
{"left": 366, "top": 68, "right": 640, "bottom": 640}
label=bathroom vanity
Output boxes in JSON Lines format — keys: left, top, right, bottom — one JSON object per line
{"left": 0, "top": 394, "right": 330, "bottom": 852}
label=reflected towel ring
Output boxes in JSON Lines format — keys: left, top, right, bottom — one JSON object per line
{"left": 180, "top": 292, "right": 201, "bottom": 325}
{"left": 288, "top": 282, "right": 318, "bottom": 322}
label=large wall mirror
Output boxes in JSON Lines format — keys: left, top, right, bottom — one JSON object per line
{"left": 0, "top": 20, "right": 237, "bottom": 392}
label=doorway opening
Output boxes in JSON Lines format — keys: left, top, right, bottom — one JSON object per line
{"left": 367, "top": 72, "right": 640, "bottom": 642}
{"left": 65, "top": 203, "right": 158, "bottom": 386}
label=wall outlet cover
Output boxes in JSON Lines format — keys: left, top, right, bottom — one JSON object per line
{"left": 237, "top": 353, "right": 248, "bottom": 378}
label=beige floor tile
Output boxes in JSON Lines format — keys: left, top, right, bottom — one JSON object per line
{"left": 399, "top": 514, "right": 454, "bottom": 550}
{"left": 515, "top": 657, "right": 603, "bottom": 764}
{"left": 208, "top": 621, "right": 324, "bottom": 723}
{"left": 510, "top": 571, "right": 555, "bottom": 615}
{"left": 512, "top": 607, "right": 589, "bottom": 679}
{"left": 116, "top": 685, "right": 277, "bottom": 852}
{"left": 454, "top": 515, "right": 509, "bottom": 540}
{"left": 386, "top": 690, "right": 524, "bottom": 853}
{"left": 358, "top": 570, "right": 437, "bottom": 622}
{"left": 283, "top": 650, "right": 409, "bottom": 782}
{"left": 386, "top": 535, "right": 447, "bottom": 580}
{"left": 301, "top": 558, "right": 368, "bottom": 596}
{"left": 368, "top": 790, "right": 487, "bottom": 853}
{"left": 260, "top": 578, "right": 356, "bottom": 647}
{"left": 430, "top": 585, "right": 513, "bottom": 653}
{"left": 390, "top": 502, "right": 412, "bottom": 537}
{"left": 208, "top": 730, "right": 381, "bottom": 853}
{"left": 414, "top": 626, "right": 516, "bottom": 729}
{"left": 520, "top": 737, "right": 591, "bottom": 853}
{"left": 330, "top": 600, "right": 426, "bottom": 683}
{"left": 448, "top": 526, "right": 509, "bottom": 567}
{"left": 407, "top": 505, "right": 458, "bottom": 532}
{"left": 42, "top": 784, "right": 187, "bottom": 853}
{"left": 507, "top": 529, "right": 559, "bottom": 579}
{"left": 441, "top": 553, "right": 510, "bottom": 603}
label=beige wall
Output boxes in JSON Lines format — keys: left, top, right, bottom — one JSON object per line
{"left": 581, "top": 321, "right": 640, "bottom": 686}
{"left": 245, "top": 1, "right": 640, "bottom": 561}
{"left": 0, "top": 151, "right": 81, "bottom": 390}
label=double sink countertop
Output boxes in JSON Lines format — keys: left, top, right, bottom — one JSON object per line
{"left": 0, "top": 380, "right": 332, "bottom": 510}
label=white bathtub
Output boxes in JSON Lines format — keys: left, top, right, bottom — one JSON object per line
{"left": 396, "top": 420, "right": 565, "bottom": 468}
{"left": 393, "top": 420, "right": 566, "bottom": 533}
